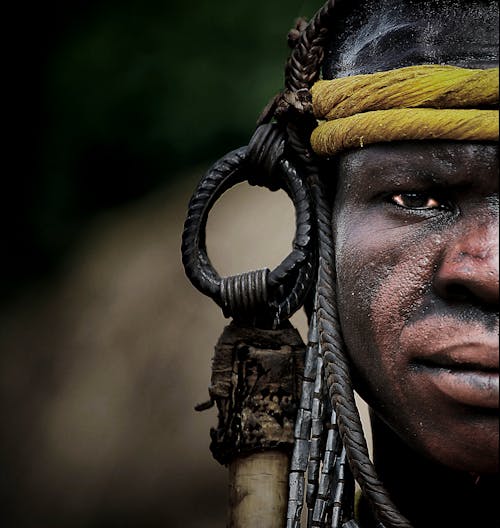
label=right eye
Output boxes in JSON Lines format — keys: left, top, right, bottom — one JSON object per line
{"left": 391, "top": 192, "right": 444, "bottom": 210}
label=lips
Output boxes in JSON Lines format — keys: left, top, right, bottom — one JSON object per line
{"left": 401, "top": 316, "right": 499, "bottom": 409}
{"left": 418, "top": 362, "right": 499, "bottom": 409}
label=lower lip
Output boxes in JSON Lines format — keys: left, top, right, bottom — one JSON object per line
{"left": 423, "top": 367, "right": 499, "bottom": 408}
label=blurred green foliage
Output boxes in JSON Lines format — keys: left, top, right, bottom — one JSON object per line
{"left": 4, "top": 0, "right": 321, "bottom": 298}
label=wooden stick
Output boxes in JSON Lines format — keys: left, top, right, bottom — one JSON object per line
{"left": 198, "top": 321, "right": 305, "bottom": 527}
{"left": 229, "top": 451, "right": 290, "bottom": 528}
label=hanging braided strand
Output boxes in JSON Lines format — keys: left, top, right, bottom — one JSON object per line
{"left": 285, "top": 0, "right": 337, "bottom": 92}
{"left": 284, "top": 5, "right": 339, "bottom": 525}
{"left": 280, "top": 1, "right": 414, "bottom": 526}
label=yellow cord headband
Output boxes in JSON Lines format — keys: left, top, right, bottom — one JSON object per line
{"left": 310, "top": 65, "right": 499, "bottom": 156}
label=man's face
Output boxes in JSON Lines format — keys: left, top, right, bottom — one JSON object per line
{"left": 332, "top": 141, "right": 499, "bottom": 473}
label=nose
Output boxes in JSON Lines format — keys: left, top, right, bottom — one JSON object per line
{"left": 434, "top": 219, "right": 499, "bottom": 306}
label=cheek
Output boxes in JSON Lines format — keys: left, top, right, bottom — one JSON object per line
{"left": 335, "top": 218, "right": 442, "bottom": 388}
{"left": 370, "top": 253, "right": 435, "bottom": 367}
{"left": 335, "top": 213, "right": 394, "bottom": 336}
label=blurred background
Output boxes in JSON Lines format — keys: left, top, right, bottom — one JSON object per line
{"left": 1, "top": 1, "right": 325, "bottom": 526}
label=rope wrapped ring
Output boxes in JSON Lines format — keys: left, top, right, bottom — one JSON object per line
{"left": 181, "top": 123, "right": 316, "bottom": 328}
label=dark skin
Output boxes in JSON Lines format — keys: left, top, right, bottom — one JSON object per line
{"left": 323, "top": 0, "right": 498, "bottom": 526}
{"left": 333, "top": 142, "right": 498, "bottom": 526}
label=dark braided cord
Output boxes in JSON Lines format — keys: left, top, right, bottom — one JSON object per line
{"left": 283, "top": 92, "right": 411, "bottom": 523}
{"left": 310, "top": 166, "right": 412, "bottom": 528}
{"left": 290, "top": 110, "right": 413, "bottom": 527}
{"left": 281, "top": 1, "right": 414, "bottom": 524}
{"left": 288, "top": 114, "right": 412, "bottom": 527}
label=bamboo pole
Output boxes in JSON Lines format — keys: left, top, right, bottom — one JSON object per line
{"left": 228, "top": 451, "right": 290, "bottom": 528}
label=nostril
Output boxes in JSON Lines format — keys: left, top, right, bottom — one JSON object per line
{"left": 434, "top": 271, "right": 499, "bottom": 307}
{"left": 443, "top": 283, "right": 472, "bottom": 302}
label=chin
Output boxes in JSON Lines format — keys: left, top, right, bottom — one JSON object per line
{"left": 409, "top": 412, "right": 499, "bottom": 475}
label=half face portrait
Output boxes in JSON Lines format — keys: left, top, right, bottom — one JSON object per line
{"left": 182, "top": 0, "right": 499, "bottom": 526}
{"left": 329, "top": 0, "right": 499, "bottom": 474}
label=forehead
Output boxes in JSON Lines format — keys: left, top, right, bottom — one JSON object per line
{"left": 335, "top": 142, "right": 499, "bottom": 194}
{"left": 323, "top": 0, "right": 499, "bottom": 77}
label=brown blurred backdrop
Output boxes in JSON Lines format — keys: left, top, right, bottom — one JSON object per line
{"left": 0, "top": 175, "right": 302, "bottom": 527}
{"left": 1, "top": 1, "right": 369, "bottom": 526}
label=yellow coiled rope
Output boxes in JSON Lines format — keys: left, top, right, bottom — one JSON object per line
{"left": 310, "top": 65, "right": 499, "bottom": 156}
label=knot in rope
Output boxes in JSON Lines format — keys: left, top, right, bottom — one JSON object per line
{"left": 275, "top": 88, "right": 314, "bottom": 122}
